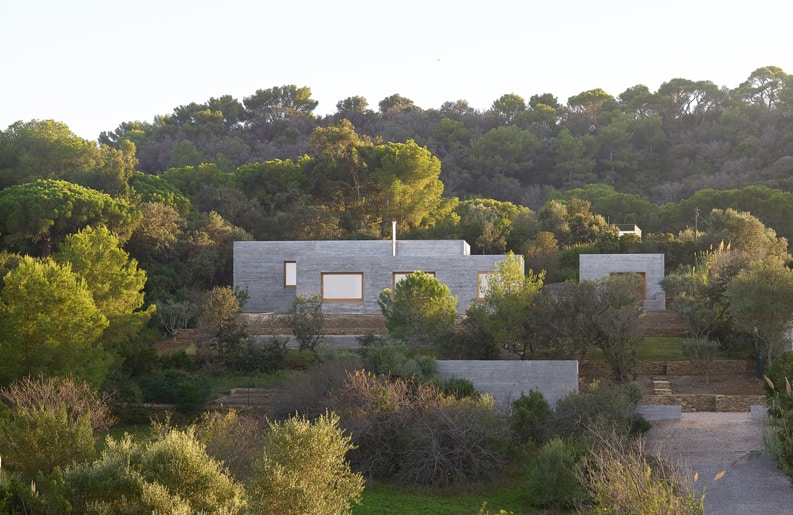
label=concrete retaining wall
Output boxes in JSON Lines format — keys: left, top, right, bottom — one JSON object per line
{"left": 435, "top": 360, "right": 578, "bottom": 409}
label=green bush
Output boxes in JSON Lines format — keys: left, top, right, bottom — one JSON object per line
{"left": 247, "top": 411, "right": 363, "bottom": 514}
{"left": 140, "top": 369, "right": 212, "bottom": 412}
{"left": 525, "top": 437, "right": 586, "bottom": 509}
{"left": 764, "top": 376, "right": 793, "bottom": 477}
{"left": 550, "top": 380, "right": 647, "bottom": 441}
{"left": 511, "top": 389, "right": 552, "bottom": 444}
{"left": 158, "top": 349, "right": 200, "bottom": 371}
{"left": 67, "top": 428, "right": 246, "bottom": 514}
{"left": 226, "top": 337, "right": 288, "bottom": 373}
{"left": 576, "top": 432, "right": 704, "bottom": 514}
{"left": 194, "top": 409, "right": 265, "bottom": 480}
{"left": 359, "top": 336, "right": 437, "bottom": 381}
{"left": 765, "top": 351, "right": 793, "bottom": 397}
{"left": 440, "top": 376, "right": 477, "bottom": 399}
{"left": 0, "top": 376, "right": 114, "bottom": 479}
{"left": 0, "top": 408, "right": 96, "bottom": 480}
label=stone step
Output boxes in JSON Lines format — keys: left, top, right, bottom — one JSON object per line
{"left": 652, "top": 380, "right": 673, "bottom": 395}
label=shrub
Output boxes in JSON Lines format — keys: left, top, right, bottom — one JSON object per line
{"left": 1, "top": 375, "right": 115, "bottom": 431}
{"left": 0, "top": 376, "right": 115, "bottom": 479}
{"left": 67, "top": 428, "right": 246, "bottom": 514}
{"left": 525, "top": 437, "right": 586, "bottom": 509}
{"left": 194, "top": 409, "right": 265, "bottom": 480}
{"left": 395, "top": 397, "right": 513, "bottom": 487}
{"left": 511, "top": 389, "right": 552, "bottom": 444}
{"left": 283, "top": 294, "right": 324, "bottom": 358}
{"left": 550, "top": 380, "right": 646, "bottom": 441}
{"left": 0, "top": 407, "right": 95, "bottom": 480}
{"left": 682, "top": 338, "right": 721, "bottom": 384}
{"left": 329, "top": 371, "right": 511, "bottom": 486}
{"left": 440, "top": 376, "right": 477, "bottom": 399}
{"left": 575, "top": 432, "right": 705, "bottom": 514}
{"left": 764, "top": 377, "right": 793, "bottom": 476}
{"left": 270, "top": 354, "right": 362, "bottom": 419}
{"left": 328, "top": 371, "right": 444, "bottom": 479}
{"left": 359, "top": 336, "right": 437, "bottom": 381}
{"left": 246, "top": 411, "right": 364, "bottom": 515}
{"left": 226, "top": 337, "right": 288, "bottom": 374}
{"left": 139, "top": 369, "right": 212, "bottom": 412}
{"left": 765, "top": 351, "right": 793, "bottom": 397}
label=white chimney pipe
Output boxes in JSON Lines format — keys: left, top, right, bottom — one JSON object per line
{"left": 392, "top": 221, "right": 397, "bottom": 256}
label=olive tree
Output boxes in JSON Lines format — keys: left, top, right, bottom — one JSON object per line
{"left": 726, "top": 258, "right": 793, "bottom": 373}
{"left": 284, "top": 293, "right": 325, "bottom": 358}
{"left": 246, "top": 411, "right": 363, "bottom": 514}
{"left": 66, "top": 428, "right": 246, "bottom": 514}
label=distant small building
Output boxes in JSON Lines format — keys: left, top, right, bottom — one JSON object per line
{"left": 579, "top": 253, "right": 665, "bottom": 311}
{"left": 234, "top": 239, "right": 516, "bottom": 315}
{"left": 617, "top": 224, "right": 642, "bottom": 238}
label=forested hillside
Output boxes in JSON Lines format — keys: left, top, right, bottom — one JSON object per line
{"left": 2, "top": 65, "right": 793, "bottom": 303}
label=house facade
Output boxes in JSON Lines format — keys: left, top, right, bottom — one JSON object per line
{"left": 579, "top": 253, "right": 666, "bottom": 310}
{"left": 234, "top": 240, "right": 515, "bottom": 314}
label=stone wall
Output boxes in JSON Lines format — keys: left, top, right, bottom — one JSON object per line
{"left": 580, "top": 359, "right": 753, "bottom": 378}
{"left": 642, "top": 394, "right": 766, "bottom": 412}
{"left": 242, "top": 313, "right": 389, "bottom": 335}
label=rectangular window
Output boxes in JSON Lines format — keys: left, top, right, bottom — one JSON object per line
{"left": 284, "top": 261, "right": 296, "bottom": 288}
{"left": 477, "top": 272, "right": 495, "bottom": 301}
{"left": 321, "top": 272, "right": 364, "bottom": 302}
{"left": 392, "top": 271, "right": 435, "bottom": 289}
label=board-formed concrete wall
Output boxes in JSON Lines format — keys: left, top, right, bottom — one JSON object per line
{"left": 435, "top": 360, "right": 578, "bottom": 408}
{"left": 234, "top": 240, "right": 512, "bottom": 314}
{"left": 579, "top": 253, "right": 666, "bottom": 310}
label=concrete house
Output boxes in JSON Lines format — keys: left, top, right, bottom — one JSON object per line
{"left": 579, "top": 253, "right": 666, "bottom": 310}
{"left": 234, "top": 239, "right": 516, "bottom": 315}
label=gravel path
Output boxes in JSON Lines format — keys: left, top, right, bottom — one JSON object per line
{"left": 645, "top": 412, "right": 793, "bottom": 514}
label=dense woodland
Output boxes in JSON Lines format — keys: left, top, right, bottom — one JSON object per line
{"left": 3, "top": 65, "right": 793, "bottom": 512}
{"left": 1, "top": 65, "right": 792, "bottom": 359}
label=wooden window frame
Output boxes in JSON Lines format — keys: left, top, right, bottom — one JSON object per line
{"left": 284, "top": 261, "right": 296, "bottom": 288}
{"left": 321, "top": 272, "right": 364, "bottom": 302}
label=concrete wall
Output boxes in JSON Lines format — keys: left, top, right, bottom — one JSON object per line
{"left": 234, "top": 240, "right": 511, "bottom": 314}
{"left": 435, "top": 360, "right": 578, "bottom": 409}
{"left": 579, "top": 253, "right": 666, "bottom": 310}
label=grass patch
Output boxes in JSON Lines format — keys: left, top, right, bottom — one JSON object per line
{"left": 354, "top": 480, "right": 535, "bottom": 515}
{"left": 588, "top": 336, "right": 750, "bottom": 363}
{"left": 635, "top": 336, "right": 688, "bottom": 361}
{"left": 583, "top": 337, "right": 688, "bottom": 363}
{"left": 208, "top": 370, "right": 288, "bottom": 398}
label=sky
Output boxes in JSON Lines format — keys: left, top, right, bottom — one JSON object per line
{"left": 2, "top": 0, "right": 792, "bottom": 141}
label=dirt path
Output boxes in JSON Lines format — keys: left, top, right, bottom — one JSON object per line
{"left": 645, "top": 412, "right": 793, "bottom": 514}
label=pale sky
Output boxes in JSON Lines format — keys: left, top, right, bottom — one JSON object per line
{"left": 2, "top": 0, "right": 791, "bottom": 141}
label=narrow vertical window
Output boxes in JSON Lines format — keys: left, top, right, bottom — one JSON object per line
{"left": 284, "top": 261, "right": 296, "bottom": 288}
{"left": 477, "top": 272, "right": 494, "bottom": 301}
